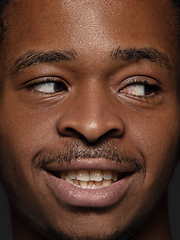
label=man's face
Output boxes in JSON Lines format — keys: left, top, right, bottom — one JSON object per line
{"left": 0, "top": 0, "right": 180, "bottom": 239}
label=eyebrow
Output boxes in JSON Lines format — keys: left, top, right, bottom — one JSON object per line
{"left": 10, "top": 49, "right": 77, "bottom": 74}
{"left": 9, "top": 46, "right": 171, "bottom": 75}
{"left": 110, "top": 46, "right": 171, "bottom": 70}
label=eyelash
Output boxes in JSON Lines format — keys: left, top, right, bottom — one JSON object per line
{"left": 121, "top": 77, "right": 161, "bottom": 97}
{"left": 25, "top": 76, "right": 161, "bottom": 104}
{"left": 26, "top": 77, "right": 68, "bottom": 94}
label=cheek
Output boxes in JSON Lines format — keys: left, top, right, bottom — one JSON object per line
{"left": 0, "top": 97, "right": 53, "bottom": 192}
{"left": 0, "top": 95, "right": 56, "bottom": 154}
{"left": 0, "top": 108, "right": 55, "bottom": 225}
{"left": 129, "top": 110, "right": 180, "bottom": 191}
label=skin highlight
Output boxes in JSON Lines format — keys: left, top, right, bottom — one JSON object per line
{"left": 0, "top": 0, "right": 179, "bottom": 240}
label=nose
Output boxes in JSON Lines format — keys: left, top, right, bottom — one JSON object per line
{"left": 56, "top": 85, "right": 125, "bottom": 143}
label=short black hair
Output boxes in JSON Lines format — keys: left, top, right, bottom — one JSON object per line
{"left": 0, "top": 0, "right": 179, "bottom": 44}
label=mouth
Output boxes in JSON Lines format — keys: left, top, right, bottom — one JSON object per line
{"left": 51, "top": 170, "right": 128, "bottom": 189}
{"left": 43, "top": 159, "right": 138, "bottom": 207}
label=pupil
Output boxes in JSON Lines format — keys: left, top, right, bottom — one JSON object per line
{"left": 54, "top": 82, "right": 67, "bottom": 92}
{"left": 144, "top": 85, "right": 155, "bottom": 95}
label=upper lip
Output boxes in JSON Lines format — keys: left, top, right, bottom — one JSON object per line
{"left": 42, "top": 158, "right": 139, "bottom": 173}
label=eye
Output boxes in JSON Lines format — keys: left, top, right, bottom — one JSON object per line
{"left": 121, "top": 80, "right": 160, "bottom": 97}
{"left": 30, "top": 78, "right": 68, "bottom": 94}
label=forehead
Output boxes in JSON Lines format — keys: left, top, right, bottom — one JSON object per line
{"left": 2, "top": 0, "right": 178, "bottom": 58}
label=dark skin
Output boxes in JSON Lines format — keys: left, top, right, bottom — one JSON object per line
{"left": 0, "top": 0, "right": 180, "bottom": 239}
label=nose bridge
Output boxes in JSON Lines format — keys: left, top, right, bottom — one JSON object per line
{"left": 57, "top": 80, "right": 125, "bottom": 142}
{"left": 78, "top": 80, "right": 108, "bottom": 119}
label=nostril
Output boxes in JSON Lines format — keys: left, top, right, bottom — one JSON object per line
{"left": 56, "top": 110, "right": 125, "bottom": 143}
{"left": 58, "top": 124, "right": 125, "bottom": 143}
{"left": 63, "top": 128, "right": 88, "bottom": 141}
{"left": 58, "top": 127, "right": 81, "bottom": 138}
{"left": 106, "top": 128, "right": 124, "bottom": 138}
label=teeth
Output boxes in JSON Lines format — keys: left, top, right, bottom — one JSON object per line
{"left": 112, "top": 172, "right": 118, "bottom": 181}
{"left": 89, "top": 180, "right": 94, "bottom": 188}
{"left": 95, "top": 181, "right": 102, "bottom": 188}
{"left": 65, "top": 176, "right": 74, "bottom": 184}
{"left": 59, "top": 170, "right": 122, "bottom": 189}
{"left": 80, "top": 181, "right": 88, "bottom": 189}
{"left": 61, "top": 171, "right": 68, "bottom": 180}
{"left": 102, "top": 170, "right": 112, "bottom": 180}
{"left": 77, "top": 170, "right": 89, "bottom": 181}
{"left": 89, "top": 170, "right": 102, "bottom": 181}
{"left": 74, "top": 179, "right": 80, "bottom": 187}
{"left": 102, "top": 179, "right": 112, "bottom": 187}
{"left": 68, "top": 170, "right": 77, "bottom": 180}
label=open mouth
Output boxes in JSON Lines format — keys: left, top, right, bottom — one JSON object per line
{"left": 45, "top": 164, "right": 136, "bottom": 207}
{"left": 51, "top": 170, "right": 129, "bottom": 189}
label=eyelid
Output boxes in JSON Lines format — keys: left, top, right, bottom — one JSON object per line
{"left": 118, "top": 76, "right": 162, "bottom": 102}
{"left": 120, "top": 76, "right": 161, "bottom": 91}
{"left": 123, "top": 76, "right": 161, "bottom": 86}
{"left": 23, "top": 76, "right": 68, "bottom": 88}
{"left": 24, "top": 76, "right": 69, "bottom": 94}
{"left": 24, "top": 76, "right": 67, "bottom": 85}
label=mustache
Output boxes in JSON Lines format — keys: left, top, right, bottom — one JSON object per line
{"left": 33, "top": 141, "right": 145, "bottom": 171}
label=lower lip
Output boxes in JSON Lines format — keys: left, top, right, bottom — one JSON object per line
{"left": 44, "top": 171, "right": 134, "bottom": 208}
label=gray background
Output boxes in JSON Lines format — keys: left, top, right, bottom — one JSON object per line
{"left": 0, "top": 164, "right": 180, "bottom": 240}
